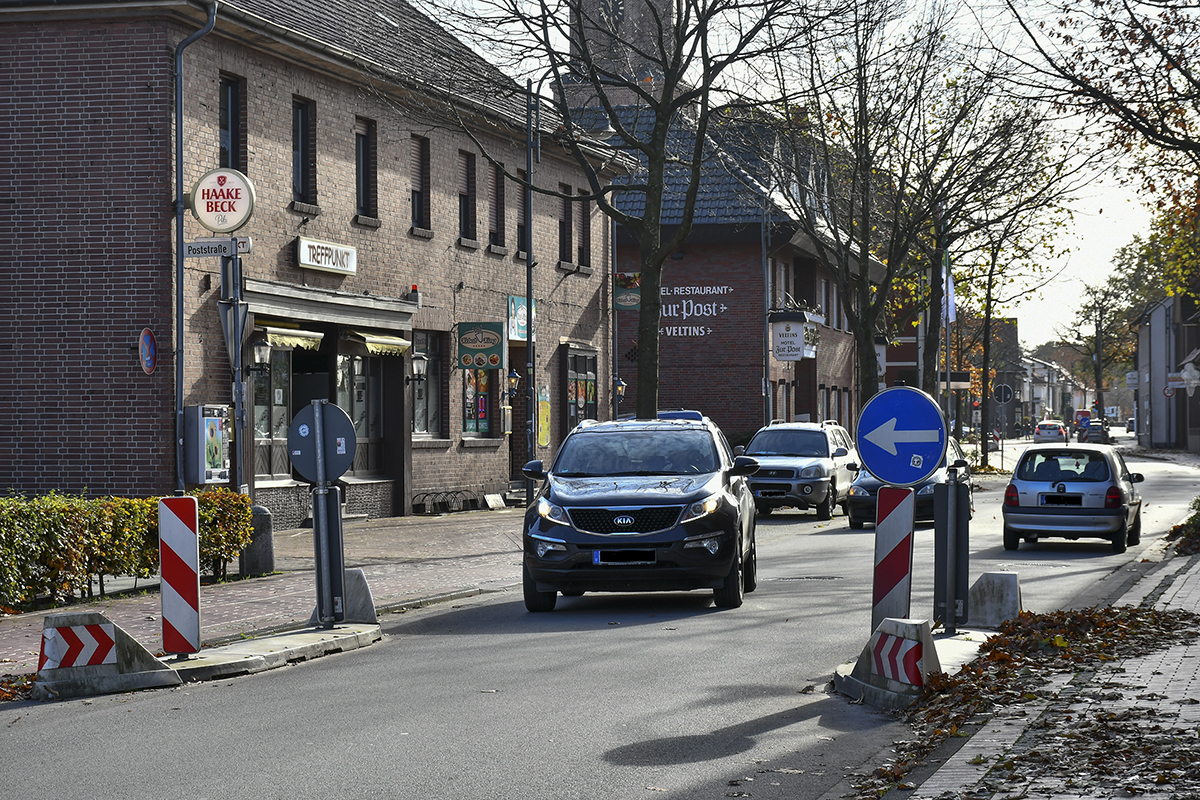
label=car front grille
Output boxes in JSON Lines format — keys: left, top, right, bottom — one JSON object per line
{"left": 568, "top": 506, "right": 684, "bottom": 534}
{"left": 755, "top": 468, "right": 796, "bottom": 479}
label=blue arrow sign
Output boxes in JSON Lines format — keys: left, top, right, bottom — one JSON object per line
{"left": 856, "top": 387, "right": 948, "bottom": 487}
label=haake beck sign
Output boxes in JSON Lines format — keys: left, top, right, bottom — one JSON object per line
{"left": 190, "top": 168, "right": 256, "bottom": 233}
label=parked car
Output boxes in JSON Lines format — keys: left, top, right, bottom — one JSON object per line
{"left": 520, "top": 415, "right": 759, "bottom": 611}
{"left": 1126, "top": 417, "right": 1135, "bottom": 433}
{"left": 1084, "top": 419, "right": 1110, "bottom": 444}
{"left": 1002, "top": 444, "right": 1144, "bottom": 553}
{"left": 1033, "top": 421, "right": 1068, "bottom": 444}
{"left": 845, "top": 437, "right": 975, "bottom": 529}
{"left": 739, "top": 421, "right": 859, "bottom": 519}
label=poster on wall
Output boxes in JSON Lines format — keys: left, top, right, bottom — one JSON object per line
{"left": 537, "top": 386, "right": 551, "bottom": 448}
{"left": 507, "top": 297, "right": 537, "bottom": 342}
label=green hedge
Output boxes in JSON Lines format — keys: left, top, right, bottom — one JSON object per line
{"left": 0, "top": 489, "right": 253, "bottom": 610}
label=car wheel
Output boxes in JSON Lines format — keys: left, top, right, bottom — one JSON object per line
{"left": 816, "top": 489, "right": 834, "bottom": 520}
{"left": 1003, "top": 526, "right": 1020, "bottom": 551}
{"left": 756, "top": 503, "right": 773, "bottom": 516}
{"left": 848, "top": 516, "right": 865, "bottom": 530}
{"left": 1128, "top": 509, "right": 1142, "bottom": 546}
{"left": 713, "top": 543, "right": 744, "bottom": 609}
{"left": 743, "top": 535, "right": 758, "bottom": 594}
{"left": 1111, "top": 524, "right": 1128, "bottom": 555}
{"left": 523, "top": 562, "right": 557, "bottom": 612}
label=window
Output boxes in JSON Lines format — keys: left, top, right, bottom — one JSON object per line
{"left": 516, "top": 170, "right": 529, "bottom": 255}
{"left": 412, "top": 331, "right": 444, "bottom": 437}
{"left": 292, "top": 98, "right": 316, "bottom": 204}
{"left": 411, "top": 135, "right": 431, "bottom": 230}
{"left": 252, "top": 348, "right": 292, "bottom": 479}
{"left": 355, "top": 118, "right": 377, "bottom": 219}
{"left": 463, "top": 368, "right": 494, "bottom": 435}
{"left": 489, "top": 162, "right": 505, "bottom": 247}
{"left": 820, "top": 278, "right": 830, "bottom": 322}
{"left": 577, "top": 189, "right": 592, "bottom": 267}
{"left": 458, "top": 151, "right": 476, "bottom": 241}
{"left": 336, "top": 354, "right": 383, "bottom": 473}
{"left": 830, "top": 280, "right": 839, "bottom": 329}
{"left": 558, "top": 184, "right": 573, "bottom": 264}
{"left": 219, "top": 75, "right": 245, "bottom": 171}
{"left": 564, "top": 349, "right": 597, "bottom": 434}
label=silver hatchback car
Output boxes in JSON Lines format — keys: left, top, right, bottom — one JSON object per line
{"left": 1002, "top": 444, "right": 1144, "bottom": 553}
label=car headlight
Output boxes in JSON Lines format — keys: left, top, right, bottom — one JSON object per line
{"left": 848, "top": 485, "right": 871, "bottom": 497}
{"left": 537, "top": 497, "right": 571, "bottom": 527}
{"left": 799, "top": 464, "right": 828, "bottom": 479}
{"left": 917, "top": 484, "right": 936, "bottom": 496}
{"left": 681, "top": 493, "right": 721, "bottom": 523}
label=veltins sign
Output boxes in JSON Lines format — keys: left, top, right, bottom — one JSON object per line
{"left": 455, "top": 322, "right": 505, "bottom": 369}
{"left": 189, "top": 168, "right": 255, "bottom": 233}
{"left": 770, "top": 311, "right": 823, "bottom": 361}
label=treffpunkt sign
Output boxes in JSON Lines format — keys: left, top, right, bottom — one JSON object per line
{"left": 297, "top": 236, "right": 357, "bottom": 275}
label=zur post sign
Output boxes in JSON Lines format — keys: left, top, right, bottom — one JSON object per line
{"left": 189, "top": 168, "right": 255, "bottom": 233}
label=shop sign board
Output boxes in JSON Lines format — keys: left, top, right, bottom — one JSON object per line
{"left": 455, "top": 322, "right": 505, "bottom": 369}
{"left": 189, "top": 168, "right": 255, "bottom": 233}
{"left": 507, "top": 296, "right": 536, "bottom": 342}
{"left": 769, "top": 310, "right": 822, "bottom": 361}
{"left": 297, "top": 236, "right": 356, "bottom": 275}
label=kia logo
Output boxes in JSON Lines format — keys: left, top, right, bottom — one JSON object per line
{"left": 614, "top": 515, "right": 635, "bottom": 526}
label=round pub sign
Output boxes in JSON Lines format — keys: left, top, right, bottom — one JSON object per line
{"left": 190, "top": 168, "right": 255, "bottom": 233}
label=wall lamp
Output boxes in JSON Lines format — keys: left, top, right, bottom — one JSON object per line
{"left": 614, "top": 378, "right": 627, "bottom": 400}
{"left": 248, "top": 337, "right": 272, "bottom": 376}
{"left": 507, "top": 368, "right": 521, "bottom": 399}
{"left": 407, "top": 353, "right": 429, "bottom": 385}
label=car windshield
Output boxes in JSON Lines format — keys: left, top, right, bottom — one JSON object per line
{"left": 744, "top": 429, "right": 829, "bottom": 457}
{"left": 1017, "top": 451, "right": 1110, "bottom": 482}
{"left": 552, "top": 430, "right": 719, "bottom": 477}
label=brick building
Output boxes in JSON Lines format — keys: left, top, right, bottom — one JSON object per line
{"left": 1, "top": 0, "right": 617, "bottom": 526}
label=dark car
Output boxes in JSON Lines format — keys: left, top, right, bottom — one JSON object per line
{"left": 845, "top": 437, "right": 975, "bottom": 529}
{"left": 1085, "top": 419, "right": 1110, "bottom": 444}
{"left": 520, "top": 415, "right": 759, "bottom": 611}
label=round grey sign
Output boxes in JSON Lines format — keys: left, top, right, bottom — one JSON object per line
{"left": 287, "top": 402, "right": 357, "bottom": 482}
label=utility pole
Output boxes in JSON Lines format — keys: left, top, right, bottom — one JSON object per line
{"left": 1094, "top": 302, "right": 1105, "bottom": 421}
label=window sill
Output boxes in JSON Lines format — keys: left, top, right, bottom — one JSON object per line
{"left": 339, "top": 474, "right": 393, "bottom": 484}
{"left": 413, "top": 438, "right": 452, "bottom": 449}
{"left": 353, "top": 214, "right": 382, "bottom": 228}
{"left": 558, "top": 260, "right": 592, "bottom": 276}
{"left": 254, "top": 477, "right": 305, "bottom": 489}
{"left": 458, "top": 236, "right": 479, "bottom": 250}
{"left": 410, "top": 226, "right": 434, "bottom": 239}
{"left": 290, "top": 201, "right": 321, "bottom": 216}
{"left": 488, "top": 244, "right": 510, "bottom": 256}
{"left": 461, "top": 437, "right": 504, "bottom": 448}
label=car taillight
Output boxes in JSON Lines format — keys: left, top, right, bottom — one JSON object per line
{"left": 1105, "top": 486, "right": 1122, "bottom": 509}
{"left": 1004, "top": 484, "right": 1019, "bottom": 507}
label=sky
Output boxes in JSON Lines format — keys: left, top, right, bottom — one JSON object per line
{"left": 1009, "top": 175, "right": 1153, "bottom": 350}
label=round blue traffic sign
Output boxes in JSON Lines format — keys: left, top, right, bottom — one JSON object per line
{"left": 855, "top": 387, "right": 948, "bottom": 487}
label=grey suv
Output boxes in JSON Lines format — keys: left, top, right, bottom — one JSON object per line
{"left": 741, "top": 421, "right": 859, "bottom": 519}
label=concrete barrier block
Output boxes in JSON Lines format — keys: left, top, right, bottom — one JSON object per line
{"left": 239, "top": 504, "right": 275, "bottom": 577}
{"left": 33, "top": 611, "right": 181, "bottom": 701}
{"left": 835, "top": 618, "right": 940, "bottom": 710}
{"left": 309, "top": 568, "right": 378, "bottom": 626}
{"left": 968, "top": 572, "right": 1022, "bottom": 628}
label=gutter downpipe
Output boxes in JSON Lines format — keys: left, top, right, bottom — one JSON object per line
{"left": 174, "top": 2, "right": 218, "bottom": 494}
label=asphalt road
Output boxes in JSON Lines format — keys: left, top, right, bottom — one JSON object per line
{"left": 2, "top": 437, "right": 1193, "bottom": 800}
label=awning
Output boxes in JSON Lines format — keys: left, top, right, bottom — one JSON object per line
{"left": 347, "top": 329, "right": 411, "bottom": 356}
{"left": 263, "top": 326, "right": 324, "bottom": 350}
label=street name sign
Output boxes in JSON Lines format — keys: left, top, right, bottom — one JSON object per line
{"left": 184, "top": 239, "right": 235, "bottom": 258}
{"left": 856, "top": 386, "right": 947, "bottom": 487}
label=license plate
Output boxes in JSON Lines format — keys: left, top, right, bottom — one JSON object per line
{"left": 1040, "top": 494, "right": 1082, "bottom": 507}
{"left": 594, "top": 549, "right": 655, "bottom": 565}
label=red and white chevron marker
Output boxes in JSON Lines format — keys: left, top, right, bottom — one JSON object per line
{"left": 159, "top": 496, "right": 201, "bottom": 654}
{"left": 37, "top": 623, "right": 116, "bottom": 671}
{"left": 872, "top": 486, "right": 915, "bottom": 632}
{"left": 870, "top": 630, "right": 925, "bottom": 686}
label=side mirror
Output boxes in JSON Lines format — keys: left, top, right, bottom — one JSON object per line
{"left": 733, "top": 445, "right": 745, "bottom": 456}
{"left": 730, "top": 456, "right": 759, "bottom": 477}
{"left": 847, "top": 462, "right": 860, "bottom": 472}
{"left": 832, "top": 447, "right": 848, "bottom": 458}
{"left": 522, "top": 460, "right": 547, "bottom": 481}
{"left": 953, "top": 458, "right": 968, "bottom": 469}
{"left": 1129, "top": 473, "right": 1145, "bottom": 483}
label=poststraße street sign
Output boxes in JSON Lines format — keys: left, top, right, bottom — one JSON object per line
{"left": 856, "top": 386, "right": 948, "bottom": 487}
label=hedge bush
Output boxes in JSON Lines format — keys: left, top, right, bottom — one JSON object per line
{"left": 0, "top": 489, "right": 253, "bottom": 610}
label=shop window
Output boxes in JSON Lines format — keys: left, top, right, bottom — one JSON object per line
{"left": 219, "top": 74, "right": 245, "bottom": 171}
{"left": 564, "top": 349, "right": 597, "bottom": 434}
{"left": 253, "top": 348, "right": 292, "bottom": 479}
{"left": 462, "top": 368, "right": 495, "bottom": 436}
{"left": 336, "top": 354, "right": 383, "bottom": 474}
{"left": 412, "top": 331, "right": 444, "bottom": 437}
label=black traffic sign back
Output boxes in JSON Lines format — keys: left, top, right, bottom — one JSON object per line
{"left": 287, "top": 402, "right": 357, "bottom": 482}
{"left": 993, "top": 383, "right": 1014, "bottom": 404}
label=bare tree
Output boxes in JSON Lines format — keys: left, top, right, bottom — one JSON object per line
{"left": 425, "top": 0, "right": 813, "bottom": 418}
